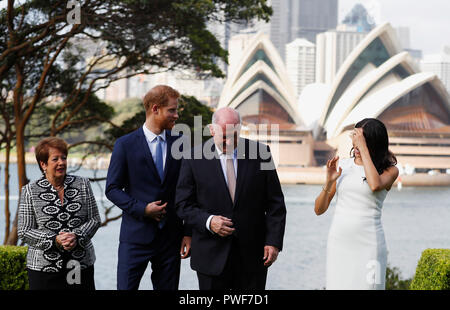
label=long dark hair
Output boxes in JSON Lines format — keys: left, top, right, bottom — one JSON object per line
{"left": 350, "top": 118, "right": 397, "bottom": 175}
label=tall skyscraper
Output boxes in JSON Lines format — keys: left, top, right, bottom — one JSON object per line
{"left": 208, "top": 19, "right": 250, "bottom": 74}
{"left": 256, "top": 0, "right": 337, "bottom": 61}
{"left": 285, "top": 38, "right": 316, "bottom": 97}
{"left": 394, "top": 27, "right": 422, "bottom": 64}
{"left": 293, "top": 0, "right": 338, "bottom": 43}
{"left": 421, "top": 47, "right": 450, "bottom": 94}
{"left": 341, "top": 3, "right": 376, "bottom": 33}
{"left": 395, "top": 27, "right": 411, "bottom": 49}
{"left": 364, "top": 0, "right": 382, "bottom": 26}
{"left": 315, "top": 27, "right": 367, "bottom": 84}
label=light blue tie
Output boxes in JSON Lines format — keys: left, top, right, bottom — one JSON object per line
{"left": 155, "top": 136, "right": 164, "bottom": 182}
{"left": 155, "top": 136, "right": 166, "bottom": 229}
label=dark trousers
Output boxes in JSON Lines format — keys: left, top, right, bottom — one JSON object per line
{"left": 117, "top": 229, "right": 181, "bottom": 290}
{"left": 197, "top": 239, "right": 267, "bottom": 290}
{"left": 27, "top": 265, "right": 95, "bottom": 290}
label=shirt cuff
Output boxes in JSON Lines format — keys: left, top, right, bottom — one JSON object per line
{"left": 206, "top": 215, "right": 215, "bottom": 234}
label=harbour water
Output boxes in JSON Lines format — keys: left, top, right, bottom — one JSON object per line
{"left": 1, "top": 163, "right": 450, "bottom": 289}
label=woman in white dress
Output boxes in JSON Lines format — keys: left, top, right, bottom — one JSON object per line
{"left": 315, "top": 118, "right": 399, "bottom": 290}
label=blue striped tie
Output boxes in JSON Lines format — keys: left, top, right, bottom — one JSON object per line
{"left": 155, "top": 136, "right": 164, "bottom": 182}
{"left": 155, "top": 136, "right": 166, "bottom": 229}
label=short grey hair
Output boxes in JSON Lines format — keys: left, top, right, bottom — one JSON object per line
{"left": 212, "top": 108, "right": 241, "bottom": 125}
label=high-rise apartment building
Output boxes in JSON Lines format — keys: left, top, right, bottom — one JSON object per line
{"left": 315, "top": 27, "right": 367, "bottom": 84}
{"left": 421, "top": 47, "right": 450, "bottom": 94}
{"left": 208, "top": 17, "right": 250, "bottom": 74}
{"left": 256, "top": 0, "right": 337, "bottom": 61}
{"left": 285, "top": 38, "right": 316, "bottom": 97}
{"left": 395, "top": 26, "right": 411, "bottom": 49}
{"left": 342, "top": 3, "right": 376, "bottom": 33}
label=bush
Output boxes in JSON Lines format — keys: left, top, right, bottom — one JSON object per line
{"left": 386, "top": 264, "right": 412, "bottom": 290}
{"left": 411, "top": 249, "right": 450, "bottom": 290}
{"left": 0, "top": 246, "right": 29, "bottom": 290}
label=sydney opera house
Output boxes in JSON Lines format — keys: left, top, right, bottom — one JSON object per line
{"left": 219, "top": 23, "right": 450, "bottom": 177}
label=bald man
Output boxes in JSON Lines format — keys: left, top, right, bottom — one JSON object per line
{"left": 106, "top": 85, "right": 191, "bottom": 290}
{"left": 175, "top": 107, "right": 287, "bottom": 289}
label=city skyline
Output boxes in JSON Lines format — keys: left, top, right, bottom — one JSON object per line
{"left": 338, "top": 0, "right": 450, "bottom": 54}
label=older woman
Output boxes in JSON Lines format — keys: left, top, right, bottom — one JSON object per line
{"left": 18, "top": 137, "right": 101, "bottom": 290}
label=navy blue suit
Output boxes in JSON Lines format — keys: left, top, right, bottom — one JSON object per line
{"left": 105, "top": 127, "right": 187, "bottom": 290}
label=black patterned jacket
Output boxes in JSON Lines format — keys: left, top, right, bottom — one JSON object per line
{"left": 18, "top": 175, "right": 101, "bottom": 272}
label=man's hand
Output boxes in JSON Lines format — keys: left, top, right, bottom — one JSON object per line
{"left": 56, "top": 232, "right": 77, "bottom": 251}
{"left": 180, "top": 236, "right": 192, "bottom": 259}
{"left": 144, "top": 200, "right": 167, "bottom": 221}
{"left": 263, "top": 245, "right": 279, "bottom": 267}
{"left": 210, "top": 216, "right": 235, "bottom": 237}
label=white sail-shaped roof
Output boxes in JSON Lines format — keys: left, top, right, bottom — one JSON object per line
{"left": 319, "top": 22, "right": 402, "bottom": 129}
{"left": 335, "top": 73, "right": 450, "bottom": 135}
{"left": 219, "top": 32, "right": 302, "bottom": 125}
{"left": 324, "top": 52, "right": 417, "bottom": 138}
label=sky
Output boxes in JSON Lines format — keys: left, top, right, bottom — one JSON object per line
{"left": 338, "top": 0, "right": 450, "bottom": 55}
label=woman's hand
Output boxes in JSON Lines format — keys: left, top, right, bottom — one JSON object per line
{"left": 56, "top": 232, "right": 77, "bottom": 251}
{"left": 351, "top": 128, "right": 367, "bottom": 151}
{"left": 326, "top": 156, "right": 342, "bottom": 184}
{"left": 315, "top": 157, "right": 340, "bottom": 216}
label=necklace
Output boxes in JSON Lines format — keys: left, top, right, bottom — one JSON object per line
{"left": 49, "top": 180, "right": 64, "bottom": 192}
{"left": 46, "top": 176, "right": 64, "bottom": 192}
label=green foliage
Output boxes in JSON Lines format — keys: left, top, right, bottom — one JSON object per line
{"left": 411, "top": 249, "right": 450, "bottom": 290}
{"left": 27, "top": 92, "right": 115, "bottom": 143}
{"left": 1, "top": 0, "right": 271, "bottom": 146}
{"left": 177, "top": 95, "right": 214, "bottom": 145}
{"left": 1, "top": 1, "right": 272, "bottom": 83}
{"left": 386, "top": 264, "right": 412, "bottom": 290}
{"left": 105, "top": 110, "right": 146, "bottom": 142}
{"left": 0, "top": 246, "right": 29, "bottom": 290}
{"left": 109, "top": 97, "right": 143, "bottom": 125}
{"left": 105, "top": 95, "right": 213, "bottom": 146}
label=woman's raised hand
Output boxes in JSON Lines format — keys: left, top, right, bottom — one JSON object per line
{"left": 351, "top": 128, "right": 367, "bottom": 150}
{"left": 326, "top": 156, "right": 342, "bottom": 183}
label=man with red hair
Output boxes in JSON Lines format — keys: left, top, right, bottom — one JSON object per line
{"left": 106, "top": 85, "right": 191, "bottom": 290}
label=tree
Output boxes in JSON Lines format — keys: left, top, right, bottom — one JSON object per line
{"left": 1, "top": 0, "right": 272, "bottom": 244}
{"left": 0, "top": 85, "right": 15, "bottom": 244}
{"left": 386, "top": 265, "right": 412, "bottom": 290}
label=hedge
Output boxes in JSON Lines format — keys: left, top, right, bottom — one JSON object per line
{"left": 411, "top": 249, "right": 450, "bottom": 290}
{"left": 0, "top": 246, "right": 29, "bottom": 290}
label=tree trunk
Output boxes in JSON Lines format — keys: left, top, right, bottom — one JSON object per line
{"left": 8, "top": 58, "right": 29, "bottom": 246}
{"left": 6, "top": 126, "right": 27, "bottom": 245}
{"left": 6, "top": 213, "right": 19, "bottom": 246}
{"left": 15, "top": 125, "right": 28, "bottom": 190}
{"left": 3, "top": 140, "right": 11, "bottom": 244}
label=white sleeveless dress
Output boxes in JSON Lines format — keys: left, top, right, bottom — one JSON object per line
{"left": 326, "top": 158, "right": 388, "bottom": 290}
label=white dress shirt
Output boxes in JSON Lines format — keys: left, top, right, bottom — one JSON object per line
{"left": 142, "top": 124, "right": 167, "bottom": 169}
{"left": 206, "top": 146, "right": 238, "bottom": 233}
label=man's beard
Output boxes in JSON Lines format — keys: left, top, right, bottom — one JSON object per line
{"left": 162, "top": 118, "right": 176, "bottom": 130}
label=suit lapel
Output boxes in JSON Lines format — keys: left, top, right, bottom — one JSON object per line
{"left": 138, "top": 127, "right": 161, "bottom": 182}
{"left": 162, "top": 131, "right": 174, "bottom": 183}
